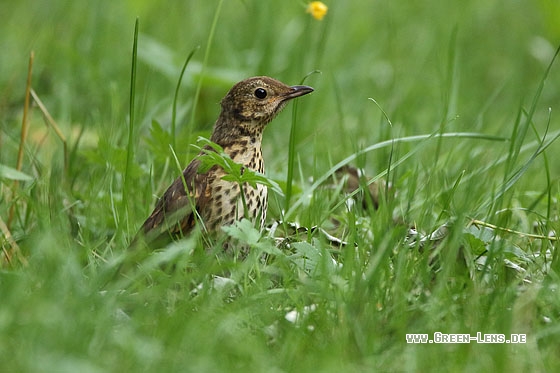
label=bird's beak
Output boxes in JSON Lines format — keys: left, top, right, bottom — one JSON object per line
{"left": 284, "top": 85, "right": 314, "bottom": 100}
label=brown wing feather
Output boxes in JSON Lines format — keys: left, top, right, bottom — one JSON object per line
{"left": 133, "top": 157, "right": 208, "bottom": 248}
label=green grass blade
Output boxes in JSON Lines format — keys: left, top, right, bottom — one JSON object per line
{"left": 483, "top": 44, "right": 560, "bottom": 211}
{"left": 285, "top": 70, "right": 321, "bottom": 212}
{"left": 187, "top": 0, "right": 224, "bottom": 159}
{"left": 285, "top": 131, "right": 508, "bottom": 220}
{"left": 171, "top": 46, "right": 199, "bottom": 150}
{"left": 122, "top": 17, "right": 140, "bottom": 236}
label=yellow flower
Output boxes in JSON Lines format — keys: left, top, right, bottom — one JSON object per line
{"left": 306, "top": 1, "right": 328, "bottom": 21}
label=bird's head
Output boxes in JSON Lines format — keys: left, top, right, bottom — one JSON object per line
{"left": 220, "top": 76, "right": 314, "bottom": 126}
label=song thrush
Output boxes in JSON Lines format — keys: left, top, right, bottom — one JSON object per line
{"left": 133, "top": 76, "right": 313, "bottom": 249}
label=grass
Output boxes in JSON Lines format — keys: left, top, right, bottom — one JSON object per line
{"left": 2, "top": 0, "right": 560, "bottom": 371}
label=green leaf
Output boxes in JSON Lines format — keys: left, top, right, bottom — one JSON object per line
{"left": 222, "top": 218, "right": 262, "bottom": 246}
{"left": 149, "top": 119, "right": 172, "bottom": 149}
{"left": 290, "top": 239, "right": 337, "bottom": 275}
{"left": 144, "top": 119, "right": 173, "bottom": 163}
{"left": 196, "top": 136, "right": 225, "bottom": 153}
{"left": 463, "top": 233, "right": 488, "bottom": 256}
{"left": 194, "top": 137, "right": 284, "bottom": 196}
{"left": 0, "top": 164, "right": 34, "bottom": 181}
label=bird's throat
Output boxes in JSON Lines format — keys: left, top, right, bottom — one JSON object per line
{"left": 224, "top": 135, "right": 265, "bottom": 173}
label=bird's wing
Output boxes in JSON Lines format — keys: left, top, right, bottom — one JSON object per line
{"left": 134, "top": 158, "right": 211, "bottom": 248}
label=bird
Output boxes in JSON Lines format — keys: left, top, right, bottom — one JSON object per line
{"left": 334, "top": 165, "right": 390, "bottom": 210}
{"left": 132, "top": 76, "right": 314, "bottom": 250}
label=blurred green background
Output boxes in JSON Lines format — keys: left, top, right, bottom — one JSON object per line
{"left": 2, "top": 0, "right": 559, "bottom": 163}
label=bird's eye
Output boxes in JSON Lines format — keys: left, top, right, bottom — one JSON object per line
{"left": 254, "top": 88, "right": 267, "bottom": 99}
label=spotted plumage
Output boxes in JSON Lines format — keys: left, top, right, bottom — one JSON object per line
{"left": 133, "top": 76, "right": 313, "bottom": 249}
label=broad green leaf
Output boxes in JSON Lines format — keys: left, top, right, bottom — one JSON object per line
{"left": 0, "top": 164, "right": 34, "bottom": 181}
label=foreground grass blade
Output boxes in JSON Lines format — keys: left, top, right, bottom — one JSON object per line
{"left": 188, "top": 0, "right": 225, "bottom": 157}
{"left": 285, "top": 70, "right": 320, "bottom": 212}
{"left": 171, "top": 46, "right": 199, "bottom": 150}
{"left": 122, "top": 18, "right": 139, "bottom": 234}
{"left": 286, "top": 131, "right": 508, "bottom": 220}
{"left": 8, "top": 51, "right": 34, "bottom": 230}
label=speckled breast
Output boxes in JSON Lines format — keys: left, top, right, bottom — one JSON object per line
{"left": 202, "top": 141, "right": 268, "bottom": 231}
